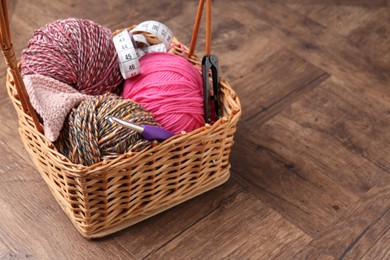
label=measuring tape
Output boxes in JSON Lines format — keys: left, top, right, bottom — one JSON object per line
{"left": 113, "top": 21, "right": 174, "bottom": 79}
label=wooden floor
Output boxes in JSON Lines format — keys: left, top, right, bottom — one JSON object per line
{"left": 1, "top": 0, "right": 389, "bottom": 259}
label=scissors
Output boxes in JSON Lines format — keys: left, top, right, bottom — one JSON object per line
{"left": 202, "top": 55, "right": 221, "bottom": 124}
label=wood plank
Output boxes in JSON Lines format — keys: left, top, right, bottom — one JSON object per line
{"left": 0, "top": 139, "right": 40, "bottom": 183}
{"left": 146, "top": 190, "right": 312, "bottom": 259}
{"left": 227, "top": 2, "right": 390, "bottom": 93}
{"left": 0, "top": 98, "right": 36, "bottom": 168}
{"left": 235, "top": 48, "right": 328, "bottom": 124}
{"left": 215, "top": 29, "right": 282, "bottom": 84}
{"left": 0, "top": 241, "right": 16, "bottom": 259}
{"left": 211, "top": 0, "right": 283, "bottom": 83}
{"left": 361, "top": 228, "right": 390, "bottom": 260}
{"left": 295, "top": 182, "right": 390, "bottom": 259}
{"left": 283, "top": 76, "right": 390, "bottom": 175}
{"left": 113, "top": 179, "right": 244, "bottom": 259}
{"left": 231, "top": 75, "right": 389, "bottom": 237}
{"left": 347, "top": 8, "right": 390, "bottom": 71}
{"left": 343, "top": 208, "right": 390, "bottom": 259}
{"left": 270, "top": 0, "right": 387, "bottom": 6}
{"left": 287, "top": 3, "right": 384, "bottom": 36}
{"left": 231, "top": 127, "right": 358, "bottom": 237}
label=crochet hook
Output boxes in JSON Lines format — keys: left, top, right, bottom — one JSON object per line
{"left": 107, "top": 116, "right": 175, "bottom": 142}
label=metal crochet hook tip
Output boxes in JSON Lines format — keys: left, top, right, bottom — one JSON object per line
{"left": 107, "top": 116, "right": 143, "bottom": 133}
{"left": 108, "top": 116, "right": 175, "bottom": 141}
{"left": 106, "top": 116, "right": 114, "bottom": 124}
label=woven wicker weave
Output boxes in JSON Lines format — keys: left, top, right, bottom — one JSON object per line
{"left": 1, "top": 0, "right": 241, "bottom": 238}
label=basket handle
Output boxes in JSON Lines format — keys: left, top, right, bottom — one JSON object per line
{"left": 189, "top": 0, "right": 211, "bottom": 57}
{"left": 0, "top": 0, "right": 43, "bottom": 133}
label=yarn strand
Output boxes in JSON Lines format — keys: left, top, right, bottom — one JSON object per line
{"left": 123, "top": 52, "right": 205, "bottom": 134}
{"left": 22, "top": 18, "right": 122, "bottom": 95}
{"left": 55, "top": 94, "right": 159, "bottom": 166}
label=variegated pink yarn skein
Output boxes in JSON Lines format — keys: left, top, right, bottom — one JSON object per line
{"left": 21, "top": 18, "right": 122, "bottom": 95}
{"left": 122, "top": 52, "right": 205, "bottom": 134}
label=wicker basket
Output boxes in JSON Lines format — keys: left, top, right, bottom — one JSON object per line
{"left": 0, "top": 0, "right": 241, "bottom": 238}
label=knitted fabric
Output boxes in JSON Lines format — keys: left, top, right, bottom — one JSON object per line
{"left": 23, "top": 74, "right": 89, "bottom": 141}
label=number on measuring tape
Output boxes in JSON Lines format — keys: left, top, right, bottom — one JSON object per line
{"left": 113, "top": 29, "right": 140, "bottom": 79}
{"left": 131, "top": 20, "right": 173, "bottom": 50}
{"left": 113, "top": 21, "right": 175, "bottom": 79}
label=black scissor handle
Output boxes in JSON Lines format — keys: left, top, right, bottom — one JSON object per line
{"left": 202, "top": 55, "right": 221, "bottom": 124}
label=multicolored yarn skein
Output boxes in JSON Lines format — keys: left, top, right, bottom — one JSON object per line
{"left": 55, "top": 94, "right": 159, "bottom": 166}
{"left": 22, "top": 18, "right": 122, "bottom": 95}
{"left": 122, "top": 52, "right": 205, "bottom": 134}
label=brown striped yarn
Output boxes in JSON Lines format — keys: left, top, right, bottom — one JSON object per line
{"left": 55, "top": 94, "right": 159, "bottom": 166}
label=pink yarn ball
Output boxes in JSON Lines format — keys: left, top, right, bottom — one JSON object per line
{"left": 122, "top": 52, "right": 205, "bottom": 134}
{"left": 22, "top": 18, "right": 122, "bottom": 95}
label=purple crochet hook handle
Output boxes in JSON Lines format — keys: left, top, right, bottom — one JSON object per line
{"left": 142, "top": 125, "right": 175, "bottom": 141}
{"left": 108, "top": 116, "right": 175, "bottom": 141}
